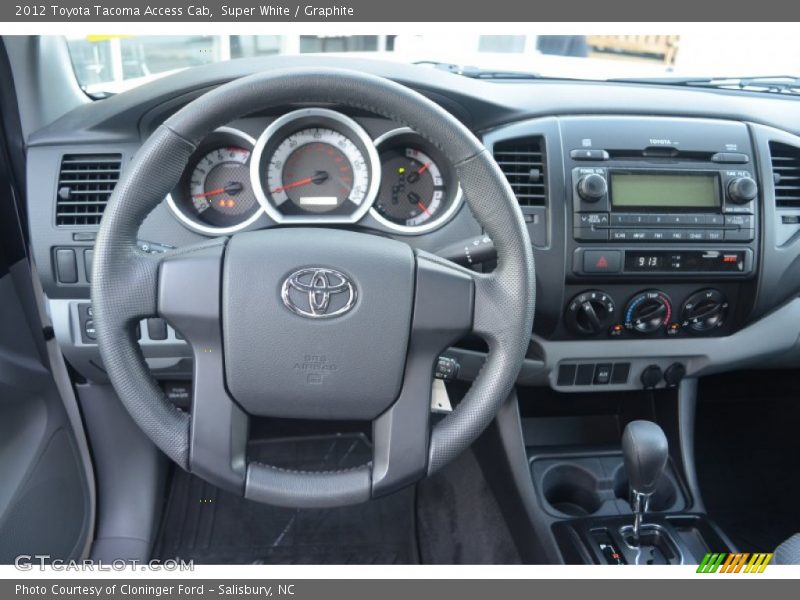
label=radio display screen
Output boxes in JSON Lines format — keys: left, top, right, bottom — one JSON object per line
{"left": 610, "top": 172, "right": 720, "bottom": 210}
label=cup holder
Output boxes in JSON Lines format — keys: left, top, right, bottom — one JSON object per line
{"left": 541, "top": 464, "right": 603, "bottom": 517}
{"left": 613, "top": 465, "right": 678, "bottom": 512}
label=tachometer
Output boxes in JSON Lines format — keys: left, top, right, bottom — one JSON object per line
{"left": 251, "top": 108, "right": 380, "bottom": 224}
{"left": 167, "top": 128, "right": 262, "bottom": 235}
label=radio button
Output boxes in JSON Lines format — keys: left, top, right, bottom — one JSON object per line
{"left": 686, "top": 230, "right": 707, "bottom": 241}
{"left": 707, "top": 214, "right": 725, "bottom": 227}
{"left": 575, "top": 227, "right": 609, "bottom": 241}
{"left": 610, "top": 230, "right": 629, "bottom": 241}
{"left": 725, "top": 214, "right": 754, "bottom": 228}
{"left": 668, "top": 230, "right": 687, "bottom": 241}
{"left": 570, "top": 149, "right": 609, "bottom": 161}
{"left": 648, "top": 214, "right": 671, "bottom": 226}
{"left": 575, "top": 213, "right": 610, "bottom": 227}
{"left": 706, "top": 230, "right": 724, "bottom": 241}
{"left": 712, "top": 152, "right": 750, "bottom": 164}
{"left": 611, "top": 213, "right": 648, "bottom": 226}
{"left": 630, "top": 231, "right": 648, "bottom": 241}
{"left": 646, "top": 230, "right": 669, "bottom": 241}
{"left": 724, "top": 228, "right": 755, "bottom": 241}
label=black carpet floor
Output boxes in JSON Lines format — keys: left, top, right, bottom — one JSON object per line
{"left": 153, "top": 434, "right": 417, "bottom": 564}
{"left": 695, "top": 371, "right": 800, "bottom": 553}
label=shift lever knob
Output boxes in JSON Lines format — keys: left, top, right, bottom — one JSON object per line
{"left": 622, "top": 420, "right": 668, "bottom": 540}
{"left": 622, "top": 420, "right": 668, "bottom": 496}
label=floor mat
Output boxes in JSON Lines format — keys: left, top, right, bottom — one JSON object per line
{"left": 695, "top": 371, "right": 800, "bottom": 553}
{"left": 153, "top": 434, "right": 417, "bottom": 564}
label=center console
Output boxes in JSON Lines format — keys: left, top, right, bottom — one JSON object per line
{"left": 558, "top": 117, "right": 759, "bottom": 345}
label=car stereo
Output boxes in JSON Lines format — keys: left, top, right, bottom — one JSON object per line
{"left": 573, "top": 166, "right": 757, "bottom": 244}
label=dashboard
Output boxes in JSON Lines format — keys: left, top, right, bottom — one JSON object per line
{"left": 23, "top": 56, "right": 800, "bottom": 394}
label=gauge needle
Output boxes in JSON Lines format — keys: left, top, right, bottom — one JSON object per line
{"left": 273, "top": 171, "right": 329, "bottom": 193}
{"left": 417, "top": 201, "right": 431, "bottom": 216}
{"left": 416, "top": 162, "right": 432, "bottom": 175}
{"left": 193, "top": 181, "right": 244, "bottom": 198}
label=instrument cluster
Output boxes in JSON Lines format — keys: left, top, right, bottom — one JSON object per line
{"left": 166, "top": 108, "right": 463, "bottom": 236}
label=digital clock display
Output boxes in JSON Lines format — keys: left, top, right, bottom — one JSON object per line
{"left": 625, "top": 250, "right": 745, "bottom": 272}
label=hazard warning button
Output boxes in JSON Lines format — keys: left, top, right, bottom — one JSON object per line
{"left": 583, "top": 250, "right": 621, "bottom": 274}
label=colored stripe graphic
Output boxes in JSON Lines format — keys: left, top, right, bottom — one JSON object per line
{"left": 697, "top": 552, "right": 773, "bottom": 573}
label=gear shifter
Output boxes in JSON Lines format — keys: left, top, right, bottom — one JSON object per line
{"left": 621, "top": 420, "right": 668, "bottom": 541}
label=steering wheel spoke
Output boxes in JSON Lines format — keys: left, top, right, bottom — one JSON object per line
{"left": 158, "top": 239, "right": 248, "bottom": 493}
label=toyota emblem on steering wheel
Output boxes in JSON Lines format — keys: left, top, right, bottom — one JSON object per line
{"left": 281, "top": 268, "right": 357, "bottom": 319}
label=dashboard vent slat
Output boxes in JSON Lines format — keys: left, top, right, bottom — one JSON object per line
{"left": 769, "top": 142, "right": 800, "bottom": 208}
{"left": 492, "top": 137, "right": 547, "bottom": 207}
{"left": 56, "top": 153, "right": 122, "bottom": 226}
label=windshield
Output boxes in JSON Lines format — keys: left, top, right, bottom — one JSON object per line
{"left": 65, "top": 34, "right": 800, "bottom": 96}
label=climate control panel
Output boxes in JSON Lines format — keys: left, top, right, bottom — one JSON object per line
{"left": 562, "top": 285, "right": 734, "bottom": 339}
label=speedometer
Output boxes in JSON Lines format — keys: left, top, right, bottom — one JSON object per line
{"left": 267, "top": 128, "right": 370, "bottom": 214}
{"left": 251, "top": 108, "right": 380, "bottom": 224}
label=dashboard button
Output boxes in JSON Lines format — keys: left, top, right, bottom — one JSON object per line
{"left": 575, "top": 227, "right": 609, "bottom": 241}
{"left": 686, "top": 230, "right": 707, "bottom": 241}
{"left": 557, "top": 364, "right": 577, "bottom": 386}
{"left": 583, "top": 250, "right": 622, "bottom": 273}
{"left": 707, "top": 214, "right": 725, "bottom": 226}
{"left": 594, "top": 363, "right": 613, "bottom": 385}
{"left": 630, "top": 230, "right": 647, "bottom": 241}
{"left": 575, "top": 364, "right": 595, "bottom": 385}
{"left": 610, "top": 363, "right": 631, "bottom": 384}
{"left": 147, "top": 318, "right": 168, "bottom": 341}
{"left": 711, "top": 152, "right": 750, "bottom": 164}
{"left": 84, "top": 319, "right": 96, "bottom": 341}
{"left": 647, "top": 214, "right": 670, "bottom": 226}
{"left": 611, "top": 213, "right": 648, "bottom": 226}
{"left": 575, "top": 213, "right": 610, "bottom": 227}
{"left": 725, "top": 228, "right": 755, "bottom": 241}
{"left": 725, "top": 214, "right": 754, "bottom": 228}
{"left": 706, "top": 229, "right": 724, "bottom": 241}
{"left": 610, "top": 229, "right": 629, "bottom": 241}
{"left": 570, "top": 149, "right": 609, "bottom": 161}
{"left": 646, "top": 230, "right": 669, "bottom": 241}
{"left": 55, "top": 248, "right": 78, "bottom": 284}
{"left": 668, "top": 230, "right": 687, "bottom": 241}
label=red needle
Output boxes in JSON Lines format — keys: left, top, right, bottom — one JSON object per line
{"left": 193, "top": 187, "right": 226, "bottom": 199}
{"left": 416, "top": 162, "right": 432, "bottom": 175}
{"left": 417, "top": 201, "right": 431, "bottom": 216}
{"left": 272, "top": 177, "right": 314, "bottom": 193}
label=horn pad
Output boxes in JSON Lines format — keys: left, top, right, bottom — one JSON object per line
{"left": 222, "top": 228, "right": 415, "bottom": 420}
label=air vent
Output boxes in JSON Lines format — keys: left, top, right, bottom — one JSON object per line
{"left": 56, "top": 154, "right": 122, "bottom": 226}
{"left": 769, "top": 142, "right": 800, "bottom": 208}
{"left": 492, "top": 137, "right": 546, "bottom": 206}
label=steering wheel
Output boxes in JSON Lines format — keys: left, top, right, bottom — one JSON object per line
{"left": 91, "top": 68, "right": 535, "bottom": 508}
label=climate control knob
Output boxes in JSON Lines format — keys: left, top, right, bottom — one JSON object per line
{"left": 681, "top": 289, "right": 728, "bottom": 333}
{"left": 624, "top": 290, "right": 673, "bottom": 334}
{"left": 577, "top": 173, "right": 608, "bottom": 202}
{"left": 727, "top": 176, "right": 758, "bottom": 204}
{"left": 565, "top": 290, "right": 616, "bottom": 336}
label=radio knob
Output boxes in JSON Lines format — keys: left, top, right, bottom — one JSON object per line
{"left": 727, "top": 176, "right": 758, "bottom": 204}
{"left": 577, "top": 173, "right": 608, "bottom": 202}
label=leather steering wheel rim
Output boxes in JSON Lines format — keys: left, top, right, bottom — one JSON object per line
{"left": 91, "top": 67, "right": 535, "bottom": 507}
